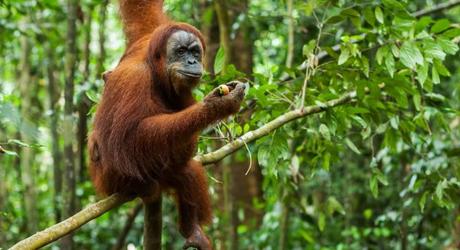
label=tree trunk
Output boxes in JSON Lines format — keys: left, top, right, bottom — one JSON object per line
{"left": 285, "top": 0, "right": 294, "bottom": 68}
{"left": 96, "top": 0, "right": 109, "bottom": 77}
{"left": 60, "top": 0, "right": 78, "bottom": 248}
{"left": 45, "top": 43, "right": 63, "bottom": 223}
{"left": 452, "top": 208, "right": 460, "bottom": 249}
{"left": 232, "top": 0, "right": 253, "bottom": 75}
{"left": 278, "top": 202, "right": 290, "bottom": 250}
{"left": 213, "top": 1, "right": 260, "bottom": 249}
{"left": 0, "top": 144, "right": 7, "bottom": 245}
{"left": 214, "top": 0, "right": 233, "bottom": 74}
{"left": 200, "top": 0, "right": 220, "bottom": 74}
{"left": 76, "top": 6, "right": 93, "bottom": 185}
{"left": 18, "top": 35, "right": 39, "bottom": 235}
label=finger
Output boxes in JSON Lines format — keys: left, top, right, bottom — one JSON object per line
{"left": 208, "top": 87, "right": 221, "bottom": 97}
{"left": 226, "top": 81, "right": 239, "bottom": 89}
{"left": 229, "top": 87, "right": 245, "bottom": 101}
{"left": 234, "top": 83, "right": 246, "bottom": 96}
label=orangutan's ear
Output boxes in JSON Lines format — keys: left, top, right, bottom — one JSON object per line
{"left": 102, "top": 70, "right": 113, "bottom": 83}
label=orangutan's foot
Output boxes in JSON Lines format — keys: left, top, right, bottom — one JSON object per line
{"left": 182, "top": 226, "right": 212, "bottom": 250}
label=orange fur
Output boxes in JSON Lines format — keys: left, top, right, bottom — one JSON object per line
{"left": 88, "top": 0, "right": 239, "bottom": 242}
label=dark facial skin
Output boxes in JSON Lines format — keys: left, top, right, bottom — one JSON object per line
{"left": 166, "top": 31, "right": 204, "bottom": 92}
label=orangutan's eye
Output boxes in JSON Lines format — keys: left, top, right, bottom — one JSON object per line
{"left": 177, "top": 48, "right": 186, "bottom": 56}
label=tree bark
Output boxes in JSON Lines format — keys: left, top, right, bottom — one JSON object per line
{"left": 278, "top": 202, "right": 290, "bottom": 250}
{"left": 9, "top": 194, "right": 132, "bottom": 250}
{"left": 60, "top": 0, "right": 78, "bottom": 248}
{"left": 451, "top": 207, "right": 460, "bottom": 249}
{"left": 200, "top": 0, "right": 220, "bottom": 74}
{"left": 0, "top": 143, "right": 7, "bottom": 245}
{"left": 285, "top": 0, "right": 294, "bottom": 68}
{"left": 76, "top": 6, "right": 93, "bottom": 185}
{"left": 18, "top": 34, "right": 39, "bottom": 235}
{"left": 96, "top": 0, "right": 109, "bottom": 77}
{"left": 214, "top": 0, "right": 233, "bottom": 73}
{"left": 45, "top": 42, "right": 63, "bottom": 223}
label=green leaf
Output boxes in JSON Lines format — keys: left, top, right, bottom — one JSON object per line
{"left": 376, "top": 123, "right": 388, "bottom": 134}
{"left": 399, "top": 42, "right": 424, "bottom": 69}
{"left": 322, "top": 152, "right": 331, "bottom": 171}
{"left": 413, "top": 93, "right": 422, "bottom": 111}
{"left": 345, "top": 138, "right": 361, "bottom": 154}
{"left": 374, "top": 169, "right": 389, "bottom": 186}
{"left": 86, "top": 90, "right": 99, "bottom": 103}
{"left": 391, "top": 44, "right": 400, "bottom": 58}
{"left": 385, "top": 54, "right": 395, "bottom": 77}
{"left": 7, "top": 139, "right": 30, "bottom": 147}
{"left": 341, "top": 8, "right": 360, "bottom": 17}
{"left": 370, "top": 176, "right": 378, "bottom": 198}
{"left": 416, "top": 30, "right": 431, "bottom": 39}
{"left": 361, "top": 57, "right": 369, "bottom": 77}
{"left": 351, "top": 115, "right": 367, "bottom": 128}
{"left": 437, "top": 37, "right": 459, "bottom": 55}
{"left": 303, "top": 40, "right": 316, "bottom": 57}
{"left": 376, "top": 46, "right": 389, "bottom": 65}
{"left": 419, "top": 191, "right": 429, "bottom": 212}
{"left": 431, "top": 19, "right": 451, "bottom": 33}
{"left": 435, "top": 179, "right": 448, "bottom": 200}
{"left": 319, "top": 124, "right": 331, "bottom": 141}
{"left": 390, "top": 116, "right": 399, "bottom": 129}
{"left": 442, "top": 27, "right": 460, "bottom": 38}
{"left": 363, "top": 7, "right": 375, "bottom": 26}
{"left": 202, "top": 6, "right": 214, "bottom": 25}
{"left": 318, "top": 212, "right": 326, "bottom": 232}
{"left": 432, "top": 65, "right": 440, "bottom": 84}
{"left": 214, "top": 46, "right": 225, "bottom": 74}
{"left": 416, "top": 62, "right": 428, "bottom": 86}
{"left": 361, "top": 126, "right": 371, "bottom": 139}
{"left": 415, "top": 16, "right": 432, "bottom": 32}
{"left": 434, "top": 60, "right": 450, "bottom": 76}
{"left": 424, "top": 41, "right": 446, "bottom": 60}
{"left": 375, "top": 7, "right": 384, "bottom": 24}
{"left": 382, "top": 0, "right": 405, "bottom": 10}
{"left": 338, "top": 48, "right": 350, "bottom": 65}
{"left": 327, "top": 197, "right": 345, "bottom": 215}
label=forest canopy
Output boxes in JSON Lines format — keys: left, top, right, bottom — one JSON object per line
{"left": 1, "top": 0, "right": 460, "bottom": 249}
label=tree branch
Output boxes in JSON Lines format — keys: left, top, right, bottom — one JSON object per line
{"left": 196, "top": 91, "right": 356, "bottom": 165}
{"left": 9, "top": 194, "right": 133, "bottom": 250}
{"left": 413, "top": 0, "right": 460, "bottom": 17}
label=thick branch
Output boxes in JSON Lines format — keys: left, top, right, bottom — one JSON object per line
{"left": 9, "top": 194, "right": 133, "bottom": 250}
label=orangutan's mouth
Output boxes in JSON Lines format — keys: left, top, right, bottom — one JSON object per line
{"left": 178, "top": 70, "right": 202, "bottom": 78}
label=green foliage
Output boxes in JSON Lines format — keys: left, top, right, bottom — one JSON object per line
{"left": 1, "top": 0, "right": 460, "bottom": 249}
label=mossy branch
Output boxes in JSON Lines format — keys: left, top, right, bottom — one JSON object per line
{"left": 9, "top": 194, "right": 133, "bottom": 250}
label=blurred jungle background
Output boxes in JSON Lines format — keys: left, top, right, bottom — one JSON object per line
{"left": 1, "top": 0, "right": 460, "bottom": 249}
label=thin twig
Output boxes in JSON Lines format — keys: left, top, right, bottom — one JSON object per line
{"left": 413, "top": 0, "right": 460, "bottom": 17}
